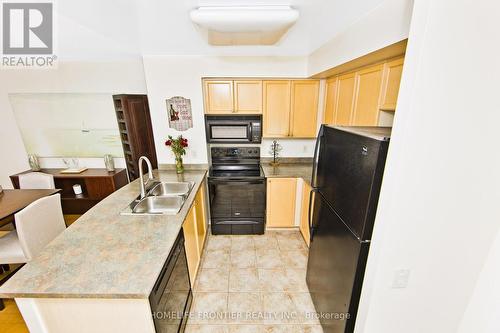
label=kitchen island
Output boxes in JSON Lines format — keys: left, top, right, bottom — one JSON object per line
{"left": 0, "top": 169, "right": 208, "bottom": 333}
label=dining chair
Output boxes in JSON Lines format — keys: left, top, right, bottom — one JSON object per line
{"left": 18, "top": 172, "right": 55, "bottom": 190}
{"left": 0, "top": 193, "right": 66, "bottom": 263}
{"left": 0, "top": 194, "right": 66, "bottom": 310}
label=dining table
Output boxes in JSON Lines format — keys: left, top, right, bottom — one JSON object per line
{"left": 0, "top": 189, "right": 61, "bottom": 228}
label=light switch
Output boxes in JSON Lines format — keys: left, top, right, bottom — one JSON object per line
{"left": 392, "top": 269, "right": 410, "bottom": 288}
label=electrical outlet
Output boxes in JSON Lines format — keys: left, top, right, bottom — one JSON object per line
{"left": 392, "top": 269, "right": 410, "bottom": 289}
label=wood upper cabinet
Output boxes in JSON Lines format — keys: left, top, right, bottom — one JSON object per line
{"left": 234, "top": 80, "right": 262, "bottom": 114}
{"left": 204, "top": 79, "right": 262, "bottom": 114}
{"left": 300, "top": 181, "right": 314, "bottom": 247}
{"left": 336, "top": 73, "right": 356, "bottom": 125}
{"left": 380, "top": 57, "right": 404, "bottom": 111}
{"left": 204, "top": 80, "right": 234, "bottom": 114}
{"left": 263, "top": 80, "right": 291, "bottom": 137}
{"left": 352, "top": 64, "right": 384, "bottom": 126}
{"left": 323, "top": 56, "right": 404, "bottom": 126}
{"left": 266, "top": 178, "right": 297, "bottom": 228}
{"left": 290, "top": 80, "right": 320, "bottom": 138}
{"left": 323, "top": 77, "right": 338, "bottom": 125}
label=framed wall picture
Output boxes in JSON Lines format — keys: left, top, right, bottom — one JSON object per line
{"left": 166, "top": 96, "right": 193, "bottom": 131}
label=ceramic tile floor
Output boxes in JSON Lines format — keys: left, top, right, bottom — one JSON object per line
{"left": 186, "top": 230, "right": 323, "bottom": 333}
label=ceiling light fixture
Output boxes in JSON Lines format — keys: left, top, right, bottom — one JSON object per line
{"left": 190, "top": 5, "right": 299, "bottom": 46}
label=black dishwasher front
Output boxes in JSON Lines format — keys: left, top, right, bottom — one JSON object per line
{"left": 149, "top": 230, "right": 192, "bottom": 333}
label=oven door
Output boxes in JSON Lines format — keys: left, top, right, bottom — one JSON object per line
{"left": 208, "top": 178, "right": 266, "bottom": 234}
{"left": 207, "top": 122, "right": 252, "bottom": 143}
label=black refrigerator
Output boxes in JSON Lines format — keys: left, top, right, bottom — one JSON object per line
{"left": 306, "top": 125, "right": 391, "bottom": 333}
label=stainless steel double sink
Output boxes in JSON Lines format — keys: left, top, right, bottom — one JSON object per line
{"left": 121, "top": 181, "right": 194, "bottom": 215}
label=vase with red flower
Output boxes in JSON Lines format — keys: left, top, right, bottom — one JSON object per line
{"left": 165, "top": 135, "right": 189, "bottom": 174}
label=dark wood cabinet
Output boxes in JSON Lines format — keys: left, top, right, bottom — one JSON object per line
{"left": 112, "top": 94, "right": 158, "bottom": 180}
{"left": 10, "top": 169, "right": 128, "bottom": 214}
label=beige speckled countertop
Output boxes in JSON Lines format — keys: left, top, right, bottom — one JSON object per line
{"left": 0, "top": 170, "right": 207, "bottom": 299}
{"left": 261, "top": 163, "right": 313, "bottom": 186}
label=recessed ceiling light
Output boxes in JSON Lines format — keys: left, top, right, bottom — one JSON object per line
{"left": 190, "top": 5, "right": 299, "bottom": 46}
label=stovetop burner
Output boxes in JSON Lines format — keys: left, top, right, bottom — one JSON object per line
{"left": 209, "top": 146, "right": 264, "bottom": 179}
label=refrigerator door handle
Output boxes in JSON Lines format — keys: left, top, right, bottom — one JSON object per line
{"left": 311, "top": 125, "right": 324, "bottom": 188}
{"left": 308, "top": 188, "right": 320, "bottom": 242}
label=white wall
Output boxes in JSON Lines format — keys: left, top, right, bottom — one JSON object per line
{"left": 457, "top": 228, "right": 500, "bottom": 333}
{"left": 0, "top": 60, "right": 147, "bottom": 188}
{"left": 355, "top": 1, "right": 500, "bottom": 332}
{"left": 307, "top": 0, "right": 413, "bottom": 76}
{"left": 142, "top": 55, "right": 309, "bottom": 165}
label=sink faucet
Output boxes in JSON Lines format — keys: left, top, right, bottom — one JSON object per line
{"left": 138, "top": 156, "right": 154, "bottom": 199}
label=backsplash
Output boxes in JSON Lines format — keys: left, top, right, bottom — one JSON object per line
{"left": 260, "top": 138, "right": 316, "bottom": 158}
{"left": 261, "top": 157, "right": 313, "bottom": 164}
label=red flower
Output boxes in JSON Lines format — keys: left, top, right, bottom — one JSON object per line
{"left": 181, "top": 138, "right": 188, "bottom": 147}
{"left": 165, "top": 140, "right": 172, "bottom": 146}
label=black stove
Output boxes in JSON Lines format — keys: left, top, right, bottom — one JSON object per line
{"left": 208, "top": 147, "right": 266, "bottom": 235}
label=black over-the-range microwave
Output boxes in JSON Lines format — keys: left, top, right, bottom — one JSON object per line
{"left": 205, "top": 115, "right": 262, "bottom": 143}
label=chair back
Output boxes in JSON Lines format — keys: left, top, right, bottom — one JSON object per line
{"left": 14, "top": 194, "right": 66, "bottom": 261}
{"left": 18, "top": 172, "right": 55, "bottom": 189}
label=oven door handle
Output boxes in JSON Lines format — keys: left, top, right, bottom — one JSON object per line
{"left": 209, "top": 179, "right": 264, "bottom": 185}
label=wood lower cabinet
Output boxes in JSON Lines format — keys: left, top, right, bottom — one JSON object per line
{"left": 10, "top": 168, "right": 128, "bottom": 214}
{"left": 263, "top": 80, "right": 291, "bottom": 137}
{"left": 203, "top": 80, "right": 234, "bottom": 114}
{"left": 266, "top": 178, "right": 297, "bottom": 228}
{"left": 300, "top": 181, "right": 314, "bottom": 247}
{"left": 183, "top": 205, "right": 199, "bottom": 286}
{"left": 290, "top": 80, "right": 320, "bottom": 138}
{"left": 182, "top": 181, "right": 208, "bottom": 287}
{"left": 352, "top": 64, "right": 384, "bottom": 126}
{"left": 380, "top": 57, "right": 404, "bottom": 111}
{"left": 194, "top": 180, "right": 207, "bottom": 256}
{"left": 234, "top": 80, "right": 262, "bottom": 114}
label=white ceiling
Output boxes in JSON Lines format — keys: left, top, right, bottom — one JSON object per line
{"left": 56, "top": 0, "right": 386, "bottom": 60}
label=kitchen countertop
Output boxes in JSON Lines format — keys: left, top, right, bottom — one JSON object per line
{"left": 0, "top": 169, "right": 207, "bottom": 299}
{"left": 261, "top": 162, "right": 313, "bottom": 186}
